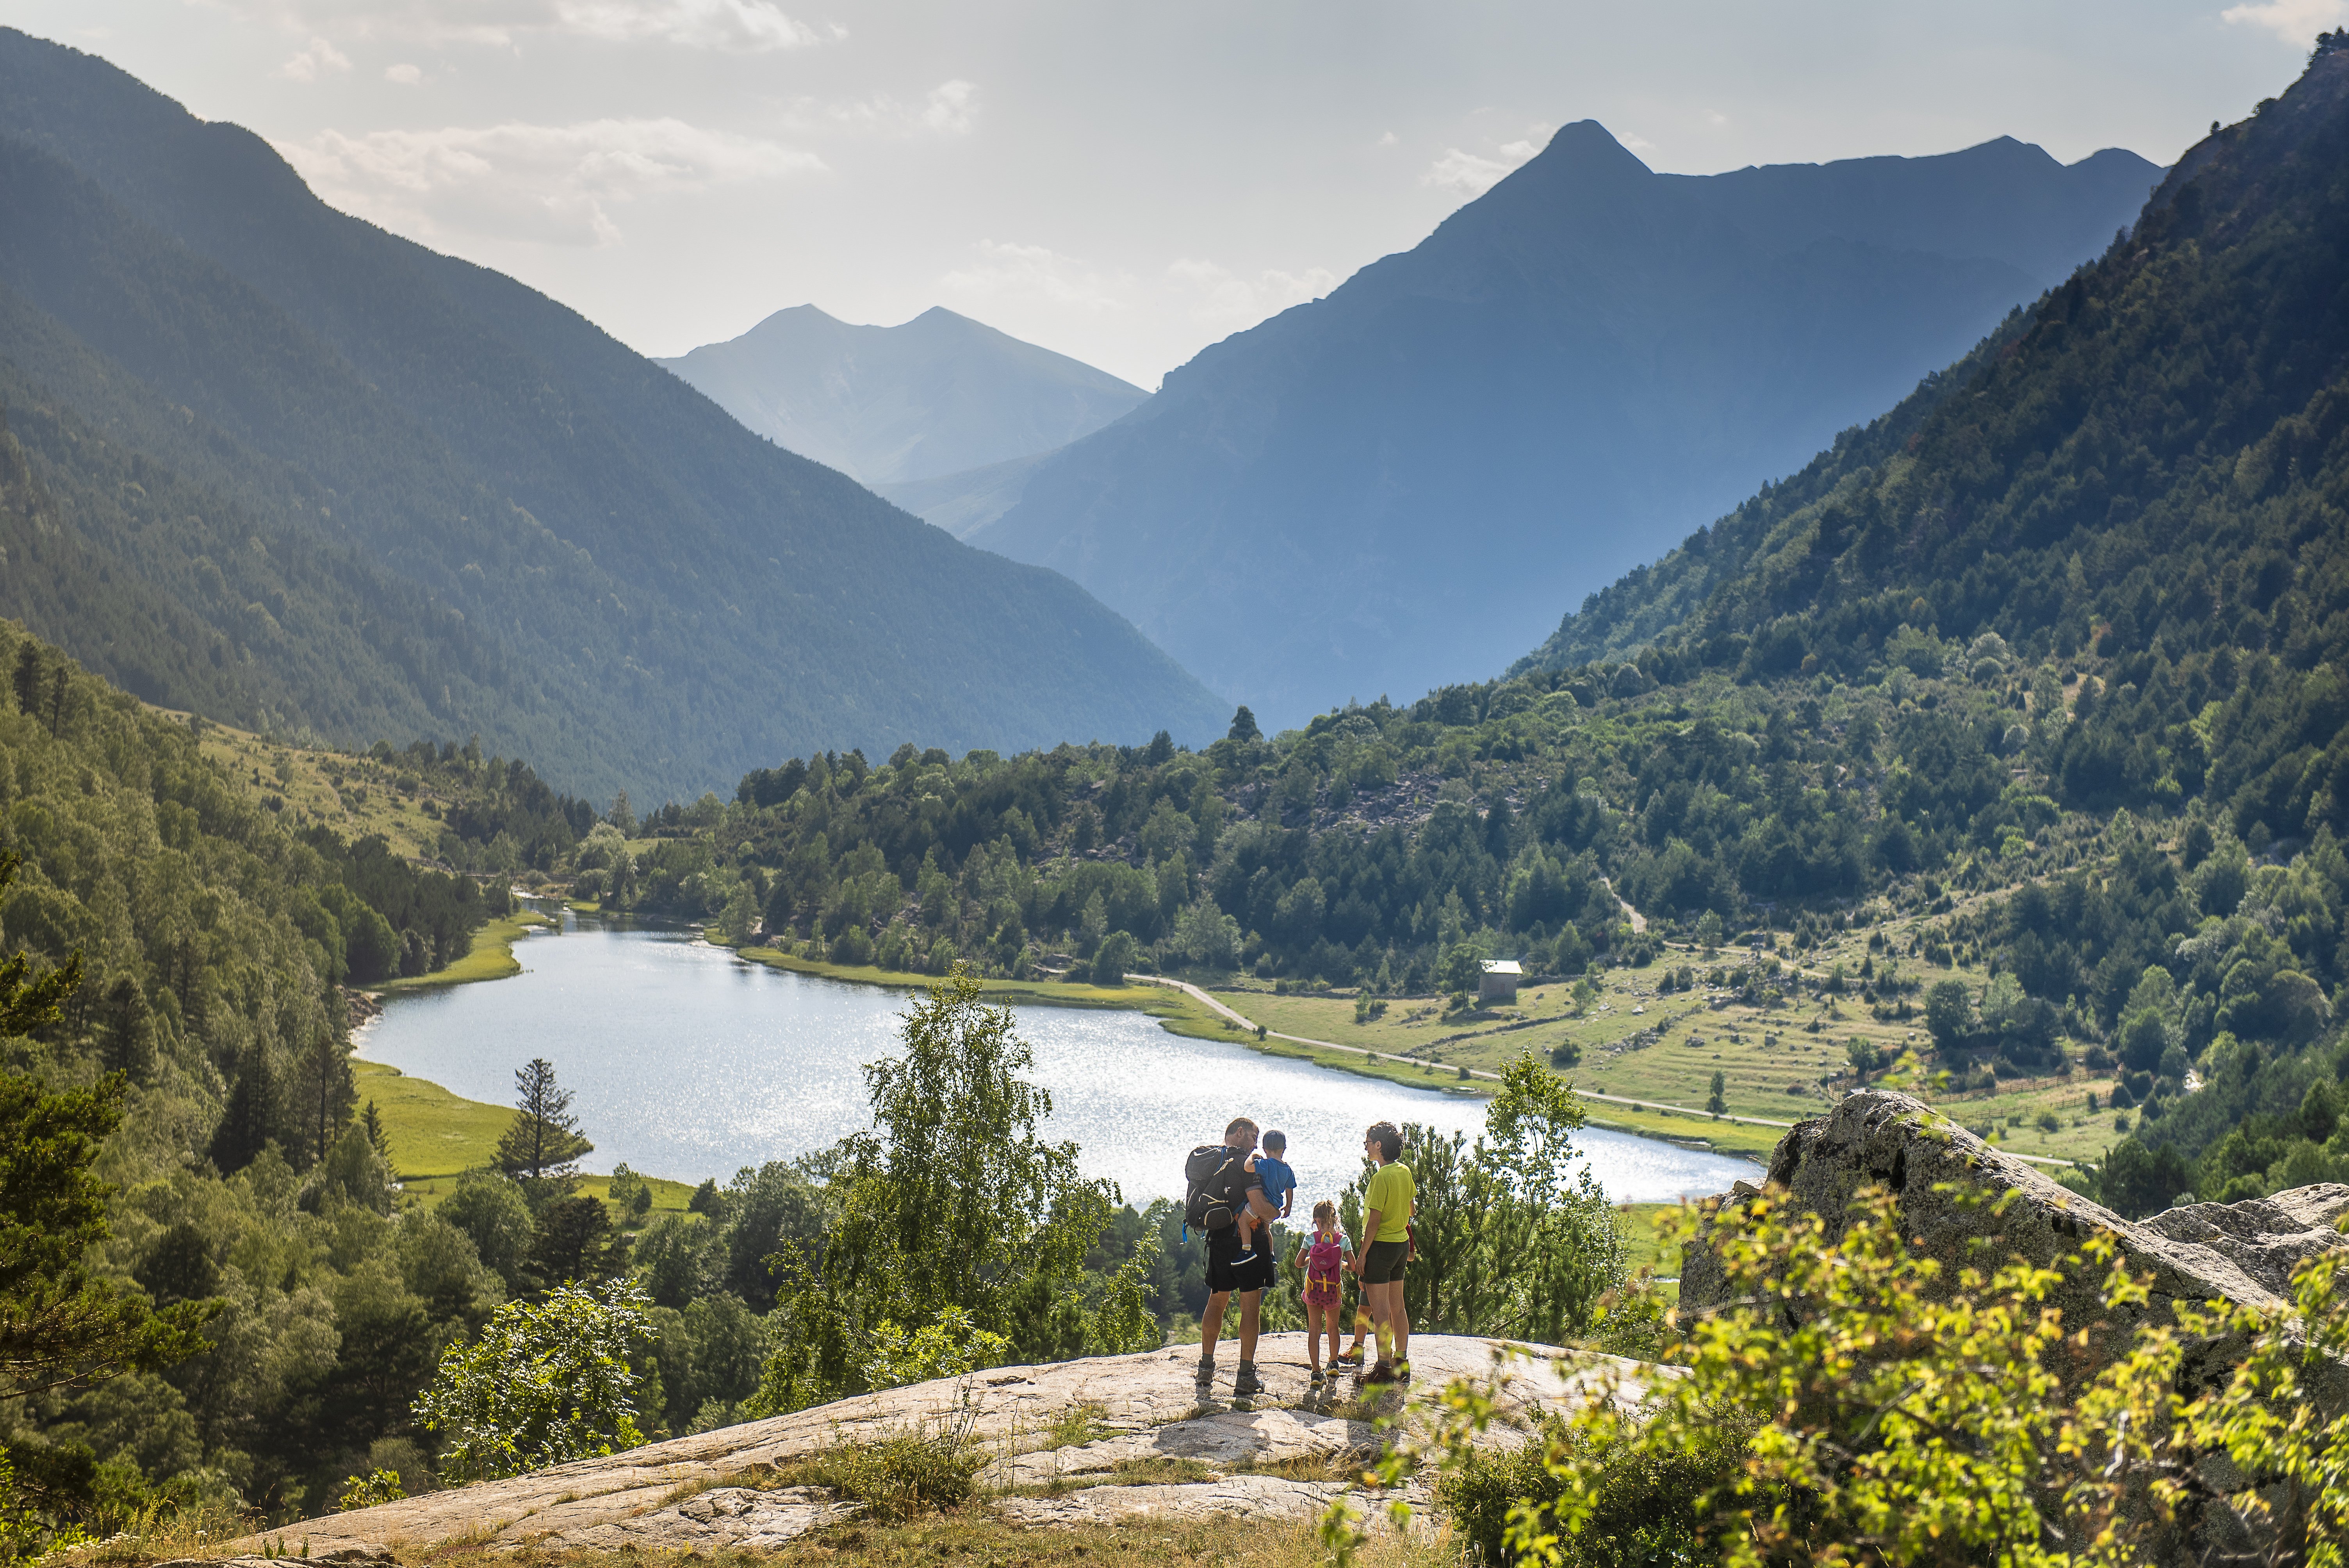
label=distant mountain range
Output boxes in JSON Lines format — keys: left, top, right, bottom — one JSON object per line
{"left": 0, "top": 31, "right": 1223, "bottom": 800}
{"left": 658, "top": 305, "right": 1148, "bottom": 492}
{"left": 964, "top": 127, "right": 2163, "bottom": 727}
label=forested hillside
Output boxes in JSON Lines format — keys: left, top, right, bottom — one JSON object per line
{"left": 583, "top": 42, "right": 2349, "bottom": 1221}
{"left": 0, "top": 624, "right": 1235, "bottom": 1537}
{"left": 0, "top": 30, "right": 1224, "bottom": 802}
{"left": 0, "top": 622, "right": 553, "bottom": 1517}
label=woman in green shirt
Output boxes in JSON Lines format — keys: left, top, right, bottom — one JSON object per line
{"left": 1351, "top": 1120, "right": 1414, "bottom": 1383}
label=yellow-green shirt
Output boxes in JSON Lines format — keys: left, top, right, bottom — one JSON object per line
{"left": 1363, "top": 1161, "right": 1414, "bottom": 1243}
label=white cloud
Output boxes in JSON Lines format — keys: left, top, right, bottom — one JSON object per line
{"left": 278, "top": 36, "right": 349, "bottom": 80}
{"left": 1423, "top": 123, "right": 1552, "bottom": 196}
{"left": 554, "top": 0, "right": 817, "bottom": 50}
{"left": 384, "top": 61, "right": 423, "bottom": 84}
{"left": 939, "top": 241, "right": 1132, "bottom": 312}
{"left": 921, "top": 79, "right": 978, "bottom": 134}
{"left": 2221, "top": 0, "right": 2349, "bottom": 39}
{"left": 777, "top": 79, "right": 980, "bottom": 138}
{"left": 278, "top": 118, "right": 822, "bottom": 246}
{"left": 1165, "top": 258, "right": 1337, "bottom": 329}
{"left": 219, "top": 0, "right": 820, "bottom": 52}
{"left": 1376, "top": 130, "right": 1398, "bottom": 147}
{"left": 1424, "top": 146, "right": 1514, "bottom": 195}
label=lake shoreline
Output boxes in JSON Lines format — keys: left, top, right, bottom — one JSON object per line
{"left": 356, "top": 911, "right": 1773, "bottom": 1174}
{"left": 352, "top": 918, "right": 1762, "bottom": 1202}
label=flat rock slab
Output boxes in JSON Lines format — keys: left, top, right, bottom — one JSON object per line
{"left": 156, "top": 1554, "right": 393, "bottom": 1568}
{"left": 249, "top": 1334, "right": 1651, "bottom": 1552}
{"left": 984, "top": 1406, "right": 1382, "bottom": 1491}
{"left": 995, "top": 1475, "right": 1349, "bottom": 1527}
{"left": 513, "top": 1486, "right": 859, "bottom": 1553}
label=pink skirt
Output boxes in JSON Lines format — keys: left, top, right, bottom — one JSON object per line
{"left": 1304, "top": 1278, "right": 1342, "bottom": 1307}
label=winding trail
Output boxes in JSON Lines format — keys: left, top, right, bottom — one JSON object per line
{"left": 1597, "top": 876, "right": 1647, "bottom": 934}
{"left": 1132, "top": 975, "right": 2076, "bottom": 1168}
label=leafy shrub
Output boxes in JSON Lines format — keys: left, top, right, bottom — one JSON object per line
{"left": 413, "top": 1278, "right": 652, "bottom": 1481}
{"left": 775, "top": 1424, "right": 987, "bottom": 1521}
{"left": 335, "top": 1469, "right": 406, "bottom": 1511}
{"left": 1438, "top": 1413, "right": 1742, "bottom": 1567}
{"left": 861, "top": 1305, "right": 1010, "bottom": 1392}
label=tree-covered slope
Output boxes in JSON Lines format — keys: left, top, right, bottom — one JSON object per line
{"left": 971, "top": 123, "right": 2158, "bottom": 727}
{"left": 1493, "top": 36, "right": 2349, "bottom": 1212}
{"left": 609, "top": 43, "right": 2349, "bottom": 1223}
{"left": 1521, "top": 43, "right": 2349, "bottom": 855}
{"left": 0, "top": 30, "right": 1225, "bottom": 803}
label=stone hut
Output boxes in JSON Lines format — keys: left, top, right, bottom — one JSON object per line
{"left": 1478, "top": 959, "right": 1522, "bottom": 1003}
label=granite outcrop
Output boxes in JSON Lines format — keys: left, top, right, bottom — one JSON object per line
{"left": 241, "top": 1334, "right": 1662, "bottom": 1555}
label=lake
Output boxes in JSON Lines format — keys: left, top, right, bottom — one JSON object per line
{"left": 356, "top": 914, "right": 1761, "bottom": 1207}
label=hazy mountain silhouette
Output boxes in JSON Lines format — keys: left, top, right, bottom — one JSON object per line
{"left": 0, "top": 30, "right": 1224, "bottom": 799}
{"left": 659, "top": 305, "right": 1147, "bottom": 487}
{"left": 970, "top": 125, "right": 2162, "bottom": 728}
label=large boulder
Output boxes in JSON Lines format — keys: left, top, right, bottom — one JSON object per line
{"left": 1680, "top": 1090, "right": 2349, "bottom": 1565}
{"left": 1682, "top": 1089, "right": 2349, "bottom": 1384}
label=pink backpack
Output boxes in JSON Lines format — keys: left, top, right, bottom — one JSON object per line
{"left": 1305, "top": 1234, "right": 1345, "bottom": 1287}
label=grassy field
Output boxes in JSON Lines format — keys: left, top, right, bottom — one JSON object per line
{"left": 1205, "top": 905, "right": 2116, "bottom": 1169}
{"left": 1614, "top": 1203, "right": 1678, "bottom": 1274}
{"left": 374, "top": 910, "right": 556, "bottom": 994}
{"left": 160, "top": 710, "right": 451, "bottom": 857}
{"left": 353, "top": 1059, "right": 696, "bottom": 1211}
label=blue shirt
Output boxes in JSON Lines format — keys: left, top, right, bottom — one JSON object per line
{"left": 1254, "top": 1155, "right": 1297, "bottom": 1212}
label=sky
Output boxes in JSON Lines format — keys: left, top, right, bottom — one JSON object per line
{"left": 4, "top": 0, "right": 2337, "bottom": 388}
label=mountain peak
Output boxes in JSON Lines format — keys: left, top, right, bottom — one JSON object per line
{"left": 659, "top": 303, "right": 1145, "bottom": 485}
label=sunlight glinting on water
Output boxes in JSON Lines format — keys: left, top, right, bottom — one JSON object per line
{"left": 357, "top": 915, "right": 1762, "bottom": 1206}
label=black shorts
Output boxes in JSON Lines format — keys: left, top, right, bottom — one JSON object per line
{"left": 1206, "top": 1230, "right": 1276, "bottom": 1294}
{"left": 1362, "top": 1239, "right": 1408, "bottom": 1284}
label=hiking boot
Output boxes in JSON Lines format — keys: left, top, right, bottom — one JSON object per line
{"left": 1233, "top": 1362, "right": 1264, "bottom": 1396}
{"left": 1308, "top": 1369, "right": 1326, "bottom": 1386}
{"left": 1194, "top": 1355, "right": 1215, "bottom": 1383}
{"left": 1334, "top": 1347, "right": 1364, "bottom": 1366}
{"left": 1363, "top": 1361, "right": 1398, "bottom": 1384}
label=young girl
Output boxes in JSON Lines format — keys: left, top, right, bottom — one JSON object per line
{"left": 1290, "top": 1199, "right": 1352, "bottom": 1384}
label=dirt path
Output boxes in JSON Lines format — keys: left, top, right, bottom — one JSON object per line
{"left": 1598, "top": 877, "right": 1647, "bottom": 934}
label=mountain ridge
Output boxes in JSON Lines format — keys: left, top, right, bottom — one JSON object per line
{"left": 658, "top": 304, "right": 1148, "bottom": 487}
{"left": 0, "top": 29, "right": 1225, "bottom": 800}
{"left": 968, "top": 123, "right": 2162, "bottom": 728}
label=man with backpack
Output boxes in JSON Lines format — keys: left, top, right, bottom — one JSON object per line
{"left": 1184, "top": 1116, "right": 1277, "bottom": 1395}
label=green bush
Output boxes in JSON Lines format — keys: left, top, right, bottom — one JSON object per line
{"left": 1437, "top": 1413, "right": 1743, "bottom": 1566}
{"left": 777, "top": 1425, "right": 987, "bottom": 1520}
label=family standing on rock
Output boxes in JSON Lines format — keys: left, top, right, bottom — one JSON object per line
{"left": 1183, "top": 1116, "right": 1417, "bottom": 1394}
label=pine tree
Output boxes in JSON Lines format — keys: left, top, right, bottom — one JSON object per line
{"left": 9, "top": 643, "right": 39, "bottom": 717}
{"left": 362, "top": 1101, "right": 393, "bottom": 1161}
{"left": 207, "top": 1045, "right": 275, "bottom": 1175}
{"left": 495, "top": 1058, "right": 593, "bottom": 1183}
{"left": 44, "top": 663, "right": 68, "bottom": 737}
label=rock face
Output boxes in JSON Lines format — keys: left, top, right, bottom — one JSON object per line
{"left": 1682, "top": 1090, "right": 2349, "bottom": 1368}
{"left": 257, "top": 1334, "right": 1661, "bottom": 1554}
